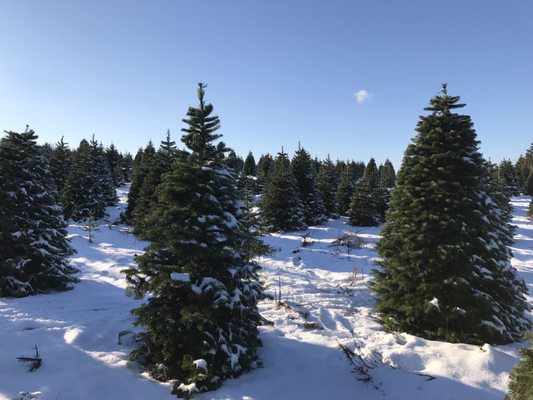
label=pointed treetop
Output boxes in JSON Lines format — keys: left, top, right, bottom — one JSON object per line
{"left": 425, "top": 83, "right": 465, "bottom": 114}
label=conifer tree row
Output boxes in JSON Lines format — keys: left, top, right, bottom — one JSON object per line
{"left": 374, "top": 84, "right": 530, "bottom": 345}
{"left": 125, "top": 83, "right": 263, "bottom": 397}
{"left": 0, "top": 128, "right": 78, "bottom": 297}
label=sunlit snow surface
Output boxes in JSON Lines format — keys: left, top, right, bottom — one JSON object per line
{"left": 0, "top": 188, "right": 531, "bottom": 400}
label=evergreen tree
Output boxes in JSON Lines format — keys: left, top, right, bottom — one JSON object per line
{"left": 121, "top": 153, "right": 134, "bottom": 183}
{"left": 379, "top": 159, "right": 396, "bottom": 188}
{"left": 0, "top": 128, "right": 77, "bottom": 297}
{"left": 485, "top": 161, "right": 513, "bottom": 224}
{"left": 291, "top": 145, "right": 326, "bottom": 225}
{"left": 316, "top": 156, "right": 338, "bottom": 218}
{"left": 224, "top": 150, "right": 244, "bottom": 172}
{"left": 497, "top": 159, "right": 520, "bottom": 196}
{"left": 49, "top": 136, "right": 72, "bottom": 196}
{"left": 374, "top": 85, "right": 530, "bottom": 345}
{"left": 505, "top": 333, "right": 533, "bottom": 400}
{"left": 62, "top": 139, "right": 107, "bottom": 220}
{"left": 256, "top": 153, "right": 274, "bottom": 188}
{"left": 348, "top": 179, "right": 379, "bottom": 226}
{"left": 132, "top": 132, "right": 178, "bottom": 235}
{"left": 261, "top": 149, "right": 305, "bottom": 231}
{"left": 125, "top": 83, "right": 263, "bottom": 397}
{"left": 336, "top": 165, "right": 355, "bottom": 216}
{"left": 106, "top": 143, "right": 124, "bottom": 187}
{"left": 525, "top": 172, "right": 533, "bottom": 196}
{"left": 515, "top": 143, "right": 533, "bottom": 194}
{"left": 125, "top": 143, "right": 156, "bottom": 222}
{"left": 348, "top": 158, "right": 381, "bottom": 226}
{"left": 243, "top": 151, "right": 257, "bottom": 176}
{"left": 90, "top": 137, "right": 116, "bottom": 206}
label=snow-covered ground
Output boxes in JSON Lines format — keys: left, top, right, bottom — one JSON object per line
{"left": 0, "top": 190, "right": 531, "bottom": 400}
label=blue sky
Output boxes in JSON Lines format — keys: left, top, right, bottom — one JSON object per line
{"left": 1, "top": 0, "right": 531, "bottom": 168}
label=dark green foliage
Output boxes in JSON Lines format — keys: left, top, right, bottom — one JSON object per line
{"left": 337, "top": 165, "right": 355, "bottom": 216}
{"left": 49, "top": 136, "right": 72, "bottom": 196}
{"left": 0, "top": 128, "right": 77, "bottom": 297}
{"left": 505, "top": 333, "right": 533, "bottom": 400}
{"left": 525, "top": 172, "right": 533, "bottom": 197}
{"left": 224, "top": 150, "right": 244, "bottom": 172}
{"left": 63, "top": 139, "right": 105, "bottom": 220}
{"left": 485, "top": 161, "right": 513, "bottom": 224}
{"left": 121, "top": 153, "right": 134, "bottom": 182}
{"left": 348, "top": 158, "right": 381, "bottom": 226}
{"left": 256, "top": 153, "right": 274, "bottom": 188}
{"left": 132, "top": 132, "right": 179, "bottom": 235}
{"left": 374, "top": 85, "right": 530, "bottom": 345}
{"left": 106, "top": 143, "right": 124, "bottom": 187}
{"left": 348, "top": 180, "right": 379, "bottom": 226}
{"left": 62, "top": 136, "right": 116, "bottom": 221}
{"left": 379, "top": 159, "right": 396, "bottom": 189}
{"left": 125, "top": 143, "right": 156, "bottom": 222}
{"left": 291, "top": 146, "right": 326, "bottom": 225}
{"left": 515, "top": 144, "right": 533, "bottom": 195}
{"left": 125, "top": 83, "right": 263, "bottom": 397}
{"left": 528, "top": 200, "right": 533, "bottom": 219}
{"left": 261, "top": 150, "right": 305, "bottom": 231}
{"left": 90, "top": 138, "right": 117, "bottom": 206}
{"left": 243, "top": 151, "right": 257, "bottom": 176}
{"left": 316, "top": 156, "right": 338, "bottom": 218}
{"left": 497, "top": 159, "right": 520, "bottom": 196}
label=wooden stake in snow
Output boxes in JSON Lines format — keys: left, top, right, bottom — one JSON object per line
{"left": 17, "top": 345, "right": 42, "bottom": 371}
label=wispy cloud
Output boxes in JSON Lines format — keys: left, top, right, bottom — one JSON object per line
{"left": 354, "top": 89, "right": 373, "bottom": 104}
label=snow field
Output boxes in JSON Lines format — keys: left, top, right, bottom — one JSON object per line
{"left": 0, "top": 189, "right": 531, "bottom": 399}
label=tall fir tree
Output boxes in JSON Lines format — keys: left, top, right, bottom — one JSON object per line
{"left": 132, "top": 132, "right": 178, "bottom": 235}
{"left": 121, "top": 152, "right": 134, "bottom": 183}
{"left": 515, "top": 143, "right": 533, "bottom": 195}
{"left": 125, "top": 142, "right": 156, "bottom": 223}
{"left": 316, "top": 155, "right": 338, "bottom": 218}
{"left": 291, "top": 145, "right": 326, "bottom": 225}
{"left": 125, "top": 83, "right": 263, "bottom": 397}
{"left": 373, "top": 85, "right": 530, "bottom": 345}
{"left": 497, "top": 159, "right": 520, "bottom": 197}
{"left": 348, "top": 158, "right": 381, "bottom": 226}
{"left": 49, "top": 136, "right": 72, "bottom": 197}
{"left": 261, "top": 149, "right": 305, "bottom": 231}
{"left": 90, "top": 137, "right": 116, "bottom": 206}
{"left": 0, "top": 128, "right": 77, "bottom": 297}
{"left": 336, "top": 165, "right": 355, "bottom": 216}
{"left": 243, "top": 151, "right": 257, "bottom": 176}
{"left": 379, "top": 159, "right": 396, "bottom": 189}
{"left": 106, "top": 143, "right": 124, "bottom": 187}
{"left": 62, "top": 139, "right": 106, "bottom": 220}
{"left": 256, "top": 153, "right": 274, "bottom": 189}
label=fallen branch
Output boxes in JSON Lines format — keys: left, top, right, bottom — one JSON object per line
{"left": 17, "top": 345, "right": 42, "bottom": 371}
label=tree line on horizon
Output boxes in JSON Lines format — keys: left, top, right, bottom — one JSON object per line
{"left": 0, "top": 83, "right": 532, "bottom": 398}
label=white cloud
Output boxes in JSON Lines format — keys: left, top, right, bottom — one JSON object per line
{"left": 354, "top": 89, "right": 373, "bottom": 104}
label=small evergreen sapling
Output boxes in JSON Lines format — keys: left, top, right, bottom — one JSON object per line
{"left": 505, "top": 333, "right": 533, "bottom": 400}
